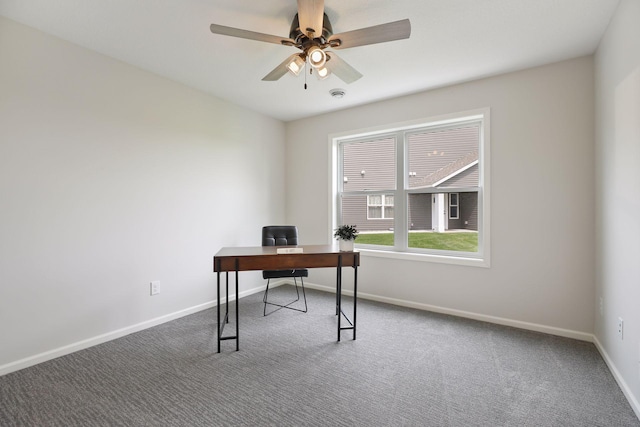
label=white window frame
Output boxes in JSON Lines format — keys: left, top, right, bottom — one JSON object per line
{"left": 329, "top": 108, "right": 491, "bottom": 268}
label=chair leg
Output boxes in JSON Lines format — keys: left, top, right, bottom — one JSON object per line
{"left": 297, "top": 277, "right": 308, "bottom": 313}
{"left": 263, "top": 277, "right": 308, "bottom": 316}
{"left": 263, "top": 279, "right": 271, "bottom": 317}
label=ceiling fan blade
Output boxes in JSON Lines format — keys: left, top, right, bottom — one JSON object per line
{"left": 297, "top": 0, "right": 325, "bottom": 37}
{"left": 328, "top": 19, "right": 411, "bottom": 49}
{"left": 210, "top": 23, "right": 295, "bottom": 46}
{"left": 325, "top": 52, "right": 362, "bottom": 84}
{"left": 262, "top": 53, "right": 303, "bottom": 81}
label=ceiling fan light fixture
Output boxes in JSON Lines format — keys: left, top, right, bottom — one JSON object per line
{"left": 287, "top": 55, "right": 305, "bottom": 76}
{"left": 307, "top": 46, "right": 326, "bottom": 69}
{"left": 317, "top": 66, "right": 330, "bottom": 80}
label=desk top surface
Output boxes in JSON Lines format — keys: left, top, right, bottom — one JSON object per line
{"left": 214, "top": 244, "right": 359, "bottom": 272}
{"left": 215, "top": 244, "right": 353, "bottom": 257}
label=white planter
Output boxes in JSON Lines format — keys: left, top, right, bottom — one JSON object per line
{"left": 338, "top": 239, "right": 354, "bottom": 252}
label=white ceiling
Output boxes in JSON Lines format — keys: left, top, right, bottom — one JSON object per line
{"left": 0, "top": 0, "right": 619, "bottom": 122}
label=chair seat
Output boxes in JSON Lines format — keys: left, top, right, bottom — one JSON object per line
{"left": 262, "top": 269, "right": 309, "bottom": 280}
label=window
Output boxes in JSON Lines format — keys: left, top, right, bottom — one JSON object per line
{"left": 449, "top": 193, "right": 459, "bottom": 219}
{"left": 367, "top": 194, "right": 394, "bottom": 219}
{"left": 332, "top": 109, "right": 490, "bottom": 266}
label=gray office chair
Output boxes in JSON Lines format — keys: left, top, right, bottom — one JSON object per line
{"left": 262, "top": 225, "right": 308, "bottom": 316}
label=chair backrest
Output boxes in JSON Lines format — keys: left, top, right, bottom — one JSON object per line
{"left": 262, "top": 226, "right": 299, "bottom": 247}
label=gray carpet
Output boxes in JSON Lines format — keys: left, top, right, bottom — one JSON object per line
{"left": 1, "top": 285, "right": 638, "bottom": 426}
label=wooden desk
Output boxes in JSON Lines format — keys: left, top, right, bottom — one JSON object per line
{"left": 213, "top": 244, "right": 360, "bottom": 352}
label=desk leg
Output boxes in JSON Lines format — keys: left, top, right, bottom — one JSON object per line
{"left": 337, "top": 255, "right": 342, "bottom": 342}
{"left": 216, "top": 265, "right": 240, "bottom": 352}
{"left": 336, "top": 255, "right": 357, "bottom": 342}
{"left": 235, "top": 259, "right": 239, "bottom": 351}
{"left": 335, "top": 265, "right": 340, "bottom": 316}
{"left": 217, "top": 271, "right": 220, "bottom": 353}
{"left": 216, "top": 271, "right": 232, "bottom": 353}
{"left": 353, "top": 263, "right": 358, "bottom": 340}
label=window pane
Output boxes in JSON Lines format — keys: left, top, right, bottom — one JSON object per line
{"left": 341, "top": 195, "right": 394, "bottom": 246}
{"left": 368, "top": 194, "right": 382, "bottom": 205}
{"left": 408, "top": 125, "right": 479, "bottom": 190}
{"left": 368, "top": 206, "right": 382, "bottom": 219}
{"left": 450, "top": 206, "right": 459, "bottom": 219}
{"left": 342, "top": 137, "right": 396, "bottom": 192}
{"left": 408, "top": 191, "right": 478, "bottom": 252}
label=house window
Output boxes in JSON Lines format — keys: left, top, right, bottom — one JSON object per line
{"left": 367, "top": 194, "right": 394, "bottom": 219}
{"left": 333, "top": 109, "right": 490, "bottom": 266}
{"left": 449, "top": 193, "right": 459, "bottom": 219}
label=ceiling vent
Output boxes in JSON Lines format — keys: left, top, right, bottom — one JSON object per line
{"left": 330, "top": 88, "right": 346, "bottom": 98}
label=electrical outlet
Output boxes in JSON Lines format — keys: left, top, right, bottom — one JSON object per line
{"left": 617, "top": 317, "right": 623, "bottom": 340}
{"left": 150, "top": 281, "right": 161, "bottom": 296}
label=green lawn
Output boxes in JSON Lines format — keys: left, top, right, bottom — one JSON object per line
{"left": 355, "top": 232, "right": 478, "bottom": 252}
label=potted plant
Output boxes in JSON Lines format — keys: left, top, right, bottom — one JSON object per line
{"left": 334, "top": 224, "right": 359, "bottom": 251}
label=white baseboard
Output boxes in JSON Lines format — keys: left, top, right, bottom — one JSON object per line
{"left": 0, "top": 280, "right": 596, "bottom": 374}
{"left": 0, "top": 284, "right": 266, "bottom": 377}
{"left": 303, "top": 282, "right": 594, "bottom": 342}
{"left": 593, "top": 336, "right": 640, "bottom": 420}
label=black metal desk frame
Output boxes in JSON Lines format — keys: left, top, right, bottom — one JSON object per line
{"left": 213, "top": 245, "right": 359, "bottom": 352}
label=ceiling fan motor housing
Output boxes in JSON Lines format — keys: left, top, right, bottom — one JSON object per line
{"left": 289, "top": 13, "right": 333, "bottom": 46}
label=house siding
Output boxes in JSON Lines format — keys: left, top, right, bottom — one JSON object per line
{"left": 446, "top": 192, "right": 478, "bottom": 231}
{"left": 341, "top": 196, "right": 393, "bottom": 231}
{"left": 460, "top": 192, "right": 478, "bottom": 230}
{"left": 342, "top": 137, "right": 395, "bottom": 192}
{"left": 408, "top": 193, "right": 432, "bottom": 230}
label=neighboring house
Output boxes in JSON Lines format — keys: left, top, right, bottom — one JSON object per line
{"left": 407, "top": 163, "right": 478, "bottom": 232}
{"left": 341, "top": 124, "right": 479, "bottom": 233}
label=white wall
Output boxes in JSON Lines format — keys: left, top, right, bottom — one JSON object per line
{"left": 286, "top": 56, "right": 595, "bottom": 337}
{"left": 594, "top": 0, "right": 640, "bottom": 416}
{"left": 2, "top": 7, "right": 638, "bottom": 415}
{"left": 0, "top": 17, "right": 285, "bottom": 371}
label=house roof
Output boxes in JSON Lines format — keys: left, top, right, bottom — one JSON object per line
{"left": 410, "top": 151, "right": 479, "bottom": 189}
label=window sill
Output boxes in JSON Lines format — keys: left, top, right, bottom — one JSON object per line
{"left": 357, "top": 247, "right": 490, "bottom": 268}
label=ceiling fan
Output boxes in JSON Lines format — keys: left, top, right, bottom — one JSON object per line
{"left": 209, "top": 0, "right": 411, "bottom": 85}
